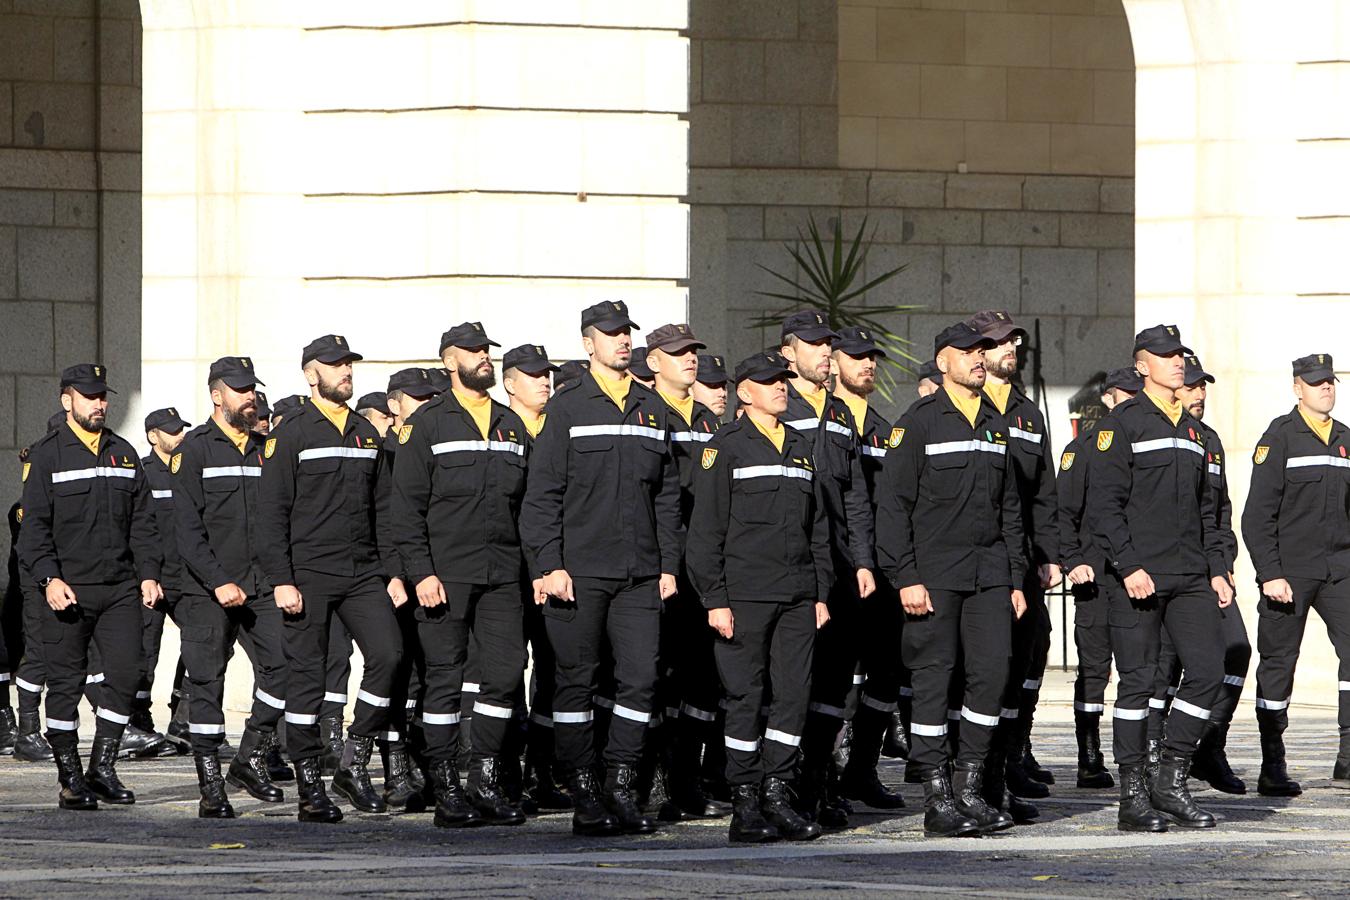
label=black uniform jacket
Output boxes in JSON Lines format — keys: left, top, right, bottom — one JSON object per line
{"left": 1055, "top": 421, "right": 1104, "bottom": 575}
{"left": 851, "top": 401, "right": 892, "bottom": 517}
{"left": 18, "top": 424, "right": 161, "bottom": 586}
{"left": 392, "top": 391, "right": 531, "bottom": 586}
{"left": 996, "top": 385, "right": 1059, "bottom": 566}
{"left": 1242, "top": 408, "right": 1350, "bottom": 584}
{"left": 1198, "top": 420, "right": 1238, "bottom": 573}
{"left": 665, "top": 399, "right": 721, "bottom": 525}
{"left": 256, "top": 400, "right": 382, "bottom": 586}
{"left": 519, "top": 372, "right": 683, "bottom": 580}
{"left": 876, "top": 388, "right": 1025, "bottom": 592}
{"left": 1087, "top": 393, "right": 1225, "bottom": 580}
{"left": 687, "top": 417, "right": 831, "bottom": 609}
{"left": 143, "top": 452, "right": 184, "bottom": 592}
{"left": 783, "top": 384, "right": 874, "bottom": 573}
{"left": 174, "top": 419, "right": 267, "bottom": 597}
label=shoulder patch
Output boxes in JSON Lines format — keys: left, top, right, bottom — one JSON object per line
{"left": 15, "top": 508, "right": 22, "bottom": 523}
{"left": 170, "top": 453, "right": 182, "bottom": 474}
{"left": 264, "top": 438, "right": 277, "bottom": 459}
{"left": 888, "top": 427, "right": 905, "bottom": 448}
{"left": 21, "top": 462, "right": 30, "bottom": 482}
{"left": 1253, "top": 445, "right": 1269, "bottom": 465}
{"left": 1060, "top": 451, "right": 1075, "bottom": 471}
{"left": 701, "top": 448, "right": 718, "bottom": 470}
{"left": 397, "top": 424, "right": 413, "bottom": 445}
{"left": 1096, "top": 430, "right": 1114, "bottom": 452}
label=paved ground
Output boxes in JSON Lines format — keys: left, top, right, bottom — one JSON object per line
{"left": 4, "top": 694, "right": 1350, "bottom": 897}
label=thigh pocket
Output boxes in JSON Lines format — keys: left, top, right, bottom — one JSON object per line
{"left": 1074, "top": 600, "right": 1100, "bottom": 630}
{"left": 541, "top": 596, "right": 577, "bottom": 623}
{"left": 1107, "top": 605, "right": 1140, "bottom": 629}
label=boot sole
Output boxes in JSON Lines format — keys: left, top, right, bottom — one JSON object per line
{"left": 226, "top": 773, "right": 285, "bottom": 803}
{"left": 435, "top": 814, "right": 488, "bottom": 828}
{"left": 1118, "top": 820, "right": 1167, "bottom": 833}
{"left": 1158, "top": 812, "right": 1215, "bottom": 828}
{"left": 1077, "top": 776, "right": 1115, "bottom": 789}
{"left": 89, "top": 791, "right": 134, "bottom": 805}
{"left": 925, "top": 826, "right": 981, "bottom": 838}
{"left": 1203, "top": 781, "right": 1247, "bottom": 795}
{"left": 1257, "top": 787, "right": 1302, "bottom": 797}
{"left": 729, "top": 833, "right": 780, "bottom": 843}
{"left": 298, "top": 811, "right": 344, "bottom": 823}
{"left": 199, "top": 807, "right": 237, "bottom": 819}
{"left": 332, "top": 782, "right": 388, "bottom": 814}
{"left": 58, "top": 798, "right": 99, "bottom": 811}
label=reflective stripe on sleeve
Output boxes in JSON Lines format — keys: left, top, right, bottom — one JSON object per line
{"left": 52, "top": 467, "right": 136, "bottom": 483}
{"left": 568, "top": 424, "right": 666, "bottom": 442}
{"left": 431, "top": 440, "right": 525, "bottom": 457}
{"left": 297, "top": 447, "right": 379, "bottom": 462}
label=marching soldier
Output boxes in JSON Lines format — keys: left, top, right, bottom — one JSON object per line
{"left": 17, "top": 364, "right": 164, "bottom": 810}
{"left": 257, "top": 335, "right": 405, "bottom": 823}
{"left": 1243, "top": 353, "right": 1350, "bottom": 795}
{"left": 877, "top": 323, "right": 1025, "bottom": 837}
{"left": 693, "top": 355, "right": 729, "bottom": 421}
{"left": 630, "top": 347, "right": 656, "bottom": 389}
{"left": 254, "top": 392, "right": 272, "bottom": 436}
{"left": 356, "top": 392, "right": 394, "bottom": 438}
{"left": 519, "top": 300, "right": 683, "bottom": 837}
{"left": 1089, "top": 325, "right": 1230, "bottom": 832}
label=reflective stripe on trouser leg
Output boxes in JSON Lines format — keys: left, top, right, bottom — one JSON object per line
{"left": 237, "top": 589, "right": 289, "bottom": 735}
{"left": 338, "top": 576, "right": 404, "bottom": 741}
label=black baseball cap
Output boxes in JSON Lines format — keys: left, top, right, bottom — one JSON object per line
{"left": 439, "top": 321, "right": 500, "bottom": 355}
{"left": 355, "top": 392, "right": 391, "bottom": 416}
{"left": 557, "top": 359, "right": 590, "bottom": 386}
{"left": 834, "top": 325, "right": 888, "bottom": 359}
{"left": 1103, "top": 367, "right": 1144, "bottom": 393}
{"left": 208, "top": 356, "right": 264, "bottom": 390}
{"left": 1293, "top": 353, "right": 1337, "bottom": 384}
{"left": 60, "top": 363, "right": 114, "bottom": 395}
{"left": 916, "top": 359, "right": 943, "bottom": 384}
{"left": 697, "top": 354, "right": 728, "bottom": 385}
{"left": 629, "top": 347, "right": 654, "bottom": 380}
{"left": 271, "top": 394, "right": 306, "bottom": 421}
{"left": 1132, "top": 324, "right": 1191, "bottom": 356}
{"left": 254, "top": 391, "right": 272, "bottom": 419}
{"left": 427, "top": 367, "right": 453, "bottom": 393}
{"left": 144, "top": 407, "right": 189, "bottom": 434}
{"left": 581, "top": 300, "right": 639, "bottom": 333}
{"left": 46, "top": 411, "right": 66, "bottom": 433}
{"left": 781, "top": 309, "right": 839, "bottom": 344}
{"left": 1183, "top": 354, "right": 1215, "bottom": 386}
{"left": 301, "top": 334, "right": 363, "bottom": 367}
{"left": 735, "top": 351, "right": 794, "bottom": 384}
{"left": 966, "top": 309, "right": 1027, "bottom": 343}
{"left": 934, "top": 322, "right": 992, "bottom": 355}
{"left": 503, "top": 344, "right": 560, "bottom": 376}
{"left": 387, "top": 367, "right": 439, "bottom": 398}
{"left": 646, "top": 323, "right": 705, "bottom": 354}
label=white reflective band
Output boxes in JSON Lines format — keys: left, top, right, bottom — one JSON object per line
{"left": 462, "top": 682, "right": 481, "bottom": 694}
{"left": 406, "top": 699, "right": 419, "bottom": 709}
{"left": 961, "top": 707, "right": 1000, "bottom": 727}
{"left": 670, "top": 431, "right": 714, "bottom": 443}
{"left": 1170, "top": 698, "right": 1211, "bottom": 721}
{"left": 202, "top": 466, "right": 261, "bottom": 478}
{"left": 910, "top": 722, "right": 948, "bottom": 737}
{"left": 1287, "top": 455, "right": 1350, "bottom": 470}
{"left": 1114, "top": 706, "right": 1149, "bottom": 720}
{"left": 824, "top": 421, "right": 852, "bottom": 438}
{"left": 256, "top": 689, "right": 285, "bottom": 710}
{"left": 473, "top": 701, "right": 514, "bottom": 720}
{"left": 862, "top": 446, "right": 887, "bottom": 458}
{"left": 681, "top": 703, "right": 716, "bottom": 723}
{"left": 134, "top": 690, "right": 151, "bottom": 699}
{"left": 530, "top": 713, "right": 553, "bottom": 728}
{"left": 784, "top": 417, "right": 818, "bottom": 431}
{"left": 96, "top": 707, "right": 131, "bottom": 725}
{"left": 593, "top": 696, "right": 614, "bottom": 710}
{"left": 1224, "top": 675, "right": 1246, "bottom": 687}
{"left": 16, "top": 677, "right": 41, "bottom": 693}
{"left": 285, "top": 712, "right": 319, "bottom": 725}
{"left": 1130, "top": 438, "right": 1203, "bottom": 456}
{"left": 732, "top": 464, "right": 813, "bottom": 483}
{"left": 947, "top": 709, "right": 962, "bottom": 721}
{"left": 324, "top": 692, "right": 348, "bottom": 704}
{"left": 1207, "top": 464, "right": 1221, "bottom": 476}
{"left": 297, "top": 446, "right": 379, "bottom": 461}
{"left": 613, "top": 704, "right": 651, "bottom": 724}
{"left": 809, "top": 702, "right": 846, "bottom": 719}
{"left": 1148, "top": 698, "right": 1167, "bottom": 709}
{"left": 553, "top": 710, "right": 593, "bottom": 724}
{"left": 1340, "top": 681, "right": 1350, "bottom": 692}
{"left": 431, "top": 440, "right": 525, "bottom": 457}
{"left": 422, "top": 712, "right": 462, "bottom": 726}
{"left": 1166, "top": 686, "right": 1178, "bottom": 696}
{"left": 151, "top": 489, "right": 173, "bottom": 499}
{"left": 647, "top": 714, "right": 664, "bottom": 728}
{"left": 1255, "top": 697, "right": 1290, "bottom": 710}
{"left": 0, "top": 673, "right": 9, "bottom": 683}
{"left": 852, "top": 674, "right": 866, "bottom": 685}
{"left": 356, "top": 690, "right": 390, "bottom": 708}
{"left": 47, "top": 717, "right": 78, "bottom": 731}
{"left": 861, "top": 694, "right": 897, "bottom": 714}
{"left": 725, "top": 735, "right": 760, "bottom": 752}
{"left": 85, "top": 673, "right": 105, "bottom": 685}
{"left": 925, "top": 440, "right": 1006, "bottom": 457}
{"left": 381, "top": 732, "right": 400, "bottom": 742}
{"left": 568, "top": 424, "right": 667, "bottom": 442}
{"left": 51, "top": 467, "right": 136, "bottom": 483}
{"left": 1022, "top": 679, "right": 1041, "bottom": 690}
{"left": 1074, "top": 702, "right": 1105, "bottom": 713}
{"left": 188, "top": 722, "right": 226, "bottom": 734}
{"left": 764, "top": 728, "right": 802, "bottom": 747}
{"left": 897, "top": 687, "right": 914, "bottom": 698}
{"left": 1008, "top": 427, "right": 1042, "bottom": 445}
{"left": 999, "top": 708, "right": 1020, "bottom": 719}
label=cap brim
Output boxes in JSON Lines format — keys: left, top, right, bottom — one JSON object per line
{"left": 1134, "top": 340, "right": 1191, "bottom": 357}
{"left": 740, "top": 366, "right": 794, "bottom": 383}
{"left": 1184, "top": 371, "right": 1215, "bottom": 386}
{"left": 978, "top": 324, "right": 1028, "bottom": 343}
{"left": 310, "top": 351, "right": 364, "bottom": 365}
{"left": 68, "top": 382, "right": 115, "bottom": 395}
{"left": 220, "top": 373, "right": 263, "bottom": 390}
{"left": 785, "top": 325, "right": 840, "bottom": 343}
{"left": 160, "top": 417, "right": 189, "bottom": 433}
{"left": 513, "top": 361, "right": 561, "bottom": 375}
{"left": 697, "top": 374, "right": 728, "bottom": 385}
{"left": 651, "top": 338, "right": 707, "bottom": 354}
{"left": 938, "top": 334, "right": 994, "bottom": 352}
{"left": 836, "top": 341, "right": 887, "bottom": 359}
{"left": 592, "top": 316, "right": 639, "bottom": 333}
{"left": 1298, "top": 368, "right": 1338, "bottom": 385}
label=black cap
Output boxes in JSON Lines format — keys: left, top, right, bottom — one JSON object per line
{"left": 144, "top": 407, "right": 189, "bottom": 434}
{"left": 629, "top": 347, "right": 654, "bottom": 380}
{"left": 301, "top": 334, "right": 363, "bottom": 367}
{"left": 387, "top": 367, "right": 439, "bottom": 398}
{"left": 503, "top": 344, "right": 560, "bottom": 376}
{"left": 271, "top": 394, "right": 306, "bottom": 421}
{"left": 965, "top": 309, "right": 1027, "bottom": 343}
{"left": 934, "top": 322, "right": 992, "bottom": 355}
{"left": 1103, "top": 367, "right": 1144, "bottom": 393}
{"left": 781, "top": 309, "right": 839, "bottom": 344}
{"left": 1293, "top": 353, "right": 1337, "bottom": 384}
{"left": 208, "top": 356, "right": 264, "bottom": 390}
{"left": 355, "top": 392, "right": 391, "bottom": 416}
{"left": 427, "top": 368, "right": 453, "bottom": 393}
{"left": 556, "top": 359, "right": 590, "bottom": 387}
{"left": 60, "top": 363, "right": 114, "bottom": 395}
{"left": 581, "top": 300, "right": 639, "bottom": 333}
{"left": 646, "top": 323, "right": 706, "bottom": 354}
{"left": 439, "top": 321, "right": 500, "bottom": 355}
{"left": 46, "top": 412, "right": 66, "bottom": 433}
{"left": 697, "top": 354, "right": 728, "bottom": 385}
{"left": 1183, "top": 354, "right": 1215, "bottom": 386}
{"left": 1132, "top": 324, "right": 1191, "bottom": 356}
{"left": 834, "top": 325, "right": 888, "bottom": 359}
{"left": 254, "top": 391, "right": 272, "bottom": 419}
{"left": 916, "top": 359, "right": 943, "bottom": 384}
{"left": 735, "top": 351, "right": 794, "bottom": 384}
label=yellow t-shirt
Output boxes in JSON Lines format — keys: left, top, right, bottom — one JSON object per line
{"left": 312, "top": 395, "right": 350, "bottom": 434}
{"left": 1143, "top": 388, "right": 1183, "bottom": 427}
{"left": 839, "top": 394, "right": 868, "bottom": 435}
{"left": 943, "top": 383, "right": 982, "bottom": 428}
{"left": 659, "top": 390, "right": 695, "bottom": 427}
{"left": 984, "top": 381, "right": 1013, "bottom": 416}
{"left": 799, "top": 383, "right": 828, "bottom": 419}
{"left": 221, "top": 421, "right": 250, "bottom": 454}
{"left": 592, "top": 370, "right": 631, "bottom": 411}
{"left": 454, "top": 389, "right": 493, "bottom": 440}
{"left": 518, "top": 411, "right": 546, "bottom": 439}
{"left": 1300, "top": 407, "right": 1334, "bottom": 445}
{"left": 751, "top": 415, "right": 785, "bottom": 453}
{"left": 67, "top": 419, "right": 100, "bottom": 455}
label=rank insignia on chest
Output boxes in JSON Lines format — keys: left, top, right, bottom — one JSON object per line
{"left": 1097, "top": 430, "right": 1114, "bottom": 452}
{"left": 1341, "top": 446, "right": 1347, "bottom": 458}
{"left": 397, "top": 424, "right": 413, "bottom": 445}
{"left": 1060, "top": 452, "right": 1075, "bottom": 471}
{"left": 21, "top": 462, "right": 30, "bottom": 482}
{"left": 264, "top": 438, "right": 277, "bottom": 459}
{"left": 888, "top": 427, "right": 904, "bottom": 448}
{"left": 1253, "top": 446, "right": 1269, "bottom": 465}
{"left": 170, "top": 453, "right": 182, "bottom": 474}
{"left": 701, "top": 448, "right": 718, "bottom": 469}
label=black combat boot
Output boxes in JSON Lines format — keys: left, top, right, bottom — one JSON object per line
{"left": 904, "top": 758, "right": 924, "bottom": 784}
{"left": 195, "top": 753, "right": 237, "bottom": 819}
{"left": 525, "top": 738, "right": 572, "bottom": 811}
{"left": 467, "top": 757, "right": 526, "bottom": 825}
{"left": 0, "top": 707, "right": 16, "bottom": 755}
{"left": 14, "top": 708, "right": 54, "bottom": 762}
{"left": 882, "top": 705, "right": 910, "bottom": 760}
{"left": 130, "top": 708, "right": 176, "bottom": 758}
{"left": 86, "top": 735, "right": 135, "bottom": 804}
{"left": 952, "top": 761, "right": 1014, "bottom": 833}
{"left": 319, "top": 714, "right": 344, "bottom": 776}
{"left": 116, "top": 722, "right": 167, "bottom": 759}
{"left": 1146, "top": 738, "right": 1162, "bottom": 780}
{"left": 728, "top": 782, "right": 778, "bottom": 843}
{"left": 381, "top": 744, "right": 425, "bottom": 813}
{"left": 1005, "top": 743, "right": 1050, "bottom": 799}
{"left": 429, "top": 758, "right": 484, "bottom": 828}
{"left": 761, "top": 777, "right": 822, "bottom": 840}
{"left": 1020, "top": 729, "right": 1054, "bottom": 784}
{"left": 264, "top": 730, "right": 293, "bottom": 781}
{"left": 227, "top": 727, "right": 285, "bottom": 802}
{"left": 1189, "top": 720, "right": 1245, "bottom": 794}
{"left": 981, "top": 742, "right": 1037, "bottom": 823}
{"left": 164, "top": 695, "right": 191, "bottom": 755}
{"left": 670, "top": 729, "right": 728, "bottom": 818}
{"left": 1075, "top": 711, "right": 1115, "bottom": 789}
{"left": 1117, "top": 764, "right": 1167, "bottom": 832}
{"left": 819, "top": 759, "right": 852, "bottom": 827}
{"left": 1257, "top": 731, "right": 1302, "bottom": 797}
{"left": 294, "top": 756, "right": 343, "bottom": 823}
{"left": 332, "top": 734, "right": 387, "bottom": 813}
{"left": 840, "top": 707, "right": 906, "bottom": 809}
{"left": 1333, "top": 727, "right": 1350, "bottom": 787}
{"left": 1150, "top": 751, "right": 1216, "bottom": 828}
{"left": 52, "top": 741, "right": 98, "bottom": 810}
{"left": 604, "top": 763, "right": 657, "bottom": 834}
{"left": 920, "top": 766, "right": 980, "bottom": 838}
{"left": 569, "top": 768, "right": 622, "bottom": 836}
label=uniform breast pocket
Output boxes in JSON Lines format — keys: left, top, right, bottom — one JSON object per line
{"left": 434, "top": 454, "right": 478, "bottom": 497}
{"left": 53, "top": 477, "right": 91, "bottom": 519}
{"left": 500, "top": 452, "right": 527, "bottom": 496}
{"left": 827, "top": 435, "right": 854, "bottom": 482}
{"left": 570, "top": 436, "right": 614, "bottom": 483}
{"left": 298, "top": 456, "right": 341, "bottom": 479}
{"left": 923, "top": 454, "right": 968, "bottom": 500}
{"left": 1286, "top": 466, "right": 1324, "bottom": 486}
{"left": 636, "top": 441, "right": 664, "bottom": 483}
{"left": 731, "top": 479, "right": 779, "bottom": 525}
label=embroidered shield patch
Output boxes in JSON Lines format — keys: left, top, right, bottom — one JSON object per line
{"left": 888, "top": 427, "right": 905, "bottom": 448}
{"left": 170, "top": 453, "right": 182, "bottom": 474}
{"left": 1253, "top": 446, "right": 1269, "bottom": 465}
{"left": 397, "top": 424, "right": 413, "bottom": 445}
{"left": 701, "top": 448, "right": 718, "bottom": 469}
{"left": 264, "top": 438, "right": 277, "bottom": 459}
{"left": 1060, "top": 451, "right": 1075, "bottom": 471}
{"left": 1096, "top": 430, "right": 1114, "bottom": 452}
{"left": 21, "top": 462, "right": 30, "bottom": 482}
